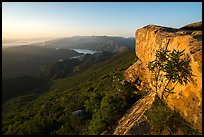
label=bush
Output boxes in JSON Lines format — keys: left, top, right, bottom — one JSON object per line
{"left": 148, "top": 48, "right": 194, "bottom": 100}
{"left": 146, "top": 96, "right": 198, "bottom": 135}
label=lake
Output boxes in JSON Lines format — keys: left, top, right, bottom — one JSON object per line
{"left": 72, "top": 49, "right": 97, "bottom": 55}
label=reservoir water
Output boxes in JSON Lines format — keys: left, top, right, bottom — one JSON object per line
{"left": 72, "top": 49, "right": 97, "bottom": 55}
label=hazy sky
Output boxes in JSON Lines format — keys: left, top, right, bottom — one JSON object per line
{"left": 2, "top": 2, "right": 202, "bottom": 41}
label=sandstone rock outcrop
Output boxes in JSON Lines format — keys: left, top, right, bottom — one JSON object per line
{"left": 113, "top": 91, "right": 157, "bottom": 135}
{"left": 124, "top": 23, "right": 202, "bottom": 132}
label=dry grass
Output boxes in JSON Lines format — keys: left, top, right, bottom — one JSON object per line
{"left": 180, "top": 21, "right": 202, "bottom": 30}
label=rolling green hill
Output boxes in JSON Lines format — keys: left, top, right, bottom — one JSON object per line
{"left": 2, "top": 50, "right": 140, "bottom": 135}
{"left": 44, "top": 52, "right": 114, "bottom": 79}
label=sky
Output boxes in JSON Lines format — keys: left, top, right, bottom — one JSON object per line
{"left": 2, "top": 2, "right": 202, "bottom": 41}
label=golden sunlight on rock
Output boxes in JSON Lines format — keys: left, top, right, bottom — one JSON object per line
{"left": 125, "top": 23, "right": 202, "bottom": 132}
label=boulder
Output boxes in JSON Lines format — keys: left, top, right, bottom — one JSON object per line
{"left": 72, "top": 109, "right": 91, "bottom": 121}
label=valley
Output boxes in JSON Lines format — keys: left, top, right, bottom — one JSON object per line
{"left": 2, "top": 2, "right": 201, "bottom": 135}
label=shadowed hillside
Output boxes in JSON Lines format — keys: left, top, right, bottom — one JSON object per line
{"left": 2, "top": 46, "right": 82, "bottom": 78}
{"left": 2, "top": 49, "right": 139, "bottom": 135}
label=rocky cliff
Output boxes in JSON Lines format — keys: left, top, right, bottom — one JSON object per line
{"left": 124, "top": 23, "right": 202, "bottom": 132}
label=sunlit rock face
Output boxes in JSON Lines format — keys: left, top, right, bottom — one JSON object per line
{"left": 125, "top": 23, "right": 202, "bottom": 132}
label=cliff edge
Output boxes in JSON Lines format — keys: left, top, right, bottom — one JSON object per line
{"left": 124, "top": 22, "right": 202, "bottom": 132}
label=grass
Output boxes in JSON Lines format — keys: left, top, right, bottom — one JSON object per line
{"left": 145, "top": 95, "right": 200, "bottom": 135}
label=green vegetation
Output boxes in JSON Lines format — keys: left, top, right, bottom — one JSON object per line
{"left": 3, "top": 45, "right": 197, "bottom": 135}
{"left": 148, "top": 48, "right": 194, "bottom": 100}
{"left": 46, "top": 52, "right": 114, "bottom": 79}
{"left": 2, "top": 50, "right": 140, "bottom": 135}
{"left": 147, "top": 48, "right": 197, "bottom": 134}
{"left": 2, "top": 76, "right": 50, "bottom": 104}
{"left": 145, "top": 95, "right": 199, "bottom": 135}
{"left": 2, "top": 46, "right": 114, "bottom": 104}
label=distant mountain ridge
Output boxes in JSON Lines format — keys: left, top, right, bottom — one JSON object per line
{"left": 40, "top": 36, "right": 135, "bottom": 52}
